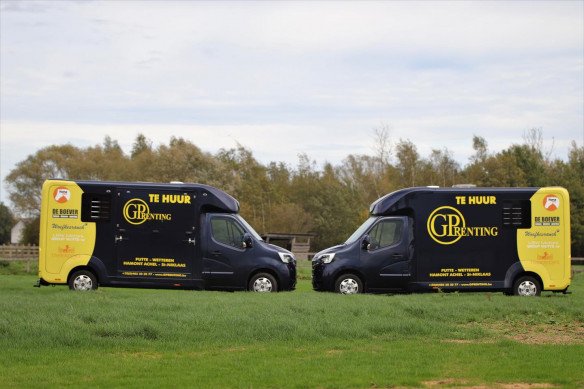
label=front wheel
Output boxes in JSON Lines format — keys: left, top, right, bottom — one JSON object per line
{"left": 335, "top": 273, "right": 363, "bottom": 294}
{"left": 69, "top": 270, "right": 98, "bottom": 291}
{"left": 513, "top": 276, "right": 541, "bottom": 296}
{"left": 248, "top": 273, "right": 278, "bottom": 292}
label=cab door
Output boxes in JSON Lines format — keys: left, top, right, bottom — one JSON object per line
{"left": 360, "top": 217, "right": 411, "bottom": 290}
{"left": 202, "top": 214, "right": 248, "bottom": 289}
{"left": 114, "top": 188, "right": 199, "bottom": 284}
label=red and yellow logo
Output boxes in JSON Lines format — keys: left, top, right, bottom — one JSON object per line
{"left": 537, "top": 252, "right": 554, "bottom": 261}
{"left": 53, "top": 187, "right": 71, "bottom": 203}
{"left": 543, "top": 195, "right": 560, "bottom": 211}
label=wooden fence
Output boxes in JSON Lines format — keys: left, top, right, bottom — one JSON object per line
{"left": 0, "top": 245, "right": 38, "bottom": 273}
{"left": 0, "top": 244, "right": 39, "bottom": 260}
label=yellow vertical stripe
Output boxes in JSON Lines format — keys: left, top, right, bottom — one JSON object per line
{"left": 516, "top": 187, "right": 571, "bottom": 290}
{"left": 39, "top": 180, "right": 97, "bottom": 284}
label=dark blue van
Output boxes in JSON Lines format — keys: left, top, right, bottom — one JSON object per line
{"left": 38, "top": 180, "right": 296, "bottom": 292}
{"left": 312, "top": 186, "right": 571, "bottom": 296}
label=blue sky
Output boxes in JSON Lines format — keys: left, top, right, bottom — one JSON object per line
{"left": 1, "top": 1, "right": 583, "bottom": 204}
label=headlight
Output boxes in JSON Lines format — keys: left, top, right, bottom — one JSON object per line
{"left": 278, "top": 252, "right": 295, "bottom": 264}
{"left": 316, "top": 253, "right": 335, "bottom": 264}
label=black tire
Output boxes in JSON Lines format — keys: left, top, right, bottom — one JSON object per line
{"left": 334, "top": 273, "right": 363, "bottom": 294}
{"left": 248, "top": 272, "right": 278, "bottom": 292}
{"left": 68, "top": 270, "right": 98, "bottom": 291}
{"left": 513, "top": 276, "right": 541, "bottom": 296}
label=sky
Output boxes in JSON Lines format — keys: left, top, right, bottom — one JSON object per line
{"left": 1, "top": 0, "right": 583, "bottom": 205}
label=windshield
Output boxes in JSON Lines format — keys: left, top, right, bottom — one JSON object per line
{"left": 235, "top": 215, "right": 264, "bottom": 241}
{"left": 344, "top": 217, "right": 378, "bottom": 245}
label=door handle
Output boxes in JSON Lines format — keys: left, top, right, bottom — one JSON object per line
{"left": 211, "top": 250, "right": 222, "bottom": 256}
{"left": 392, "top": 254, "right": 404, "bottom": 259}
{"left": 183, "top": 238, "right": 196, "bottom": 245}
{"left": 115, "top": 235, "right": 127, "bottom": 243}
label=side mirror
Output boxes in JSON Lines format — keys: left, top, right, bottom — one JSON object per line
{"left": 362, "top": 235, "right": 371, "bottom": 251}
{"left": 242, "top": 233, "right": 253, "bottom": 249}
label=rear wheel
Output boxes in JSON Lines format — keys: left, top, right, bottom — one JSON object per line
{"left": 335, "top": 273, "right": 363, "bottom": 294}
{"left": 248, "top": 273, "right": 278, "bottom": 292}
{"left": 513, "top": 276, "right": 541, "bottom": 296}
{"left": 69, "top": 270, "right": 98, "bottom": 291}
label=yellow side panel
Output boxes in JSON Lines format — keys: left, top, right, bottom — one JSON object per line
{"left": 516, "top": 187, "right": 571, "bottom": 290}
{"left": 40, "top": 255, "right": 94, "bottom": 284}
{"left": 39, "top": 180, "right": 96, "bottom": 284}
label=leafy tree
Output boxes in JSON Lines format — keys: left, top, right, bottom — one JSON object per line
{"left": 395, "top": 139, "right": 420, "bottom": 187}
{"left": 471, "top": 135, "right": 489, "bottom": 163}
{"left": 485, "top": 150, "right": 529, "bottom": 186}
{"left": 429, "top": 148, "right": 460, "bottom": 187}
{"left": 21, "top": 217, "right": 40, "bottom": 245}
{"left": 337, "top": 154, "right": 388, "bottom": 205}
{"left": 289, "top": 160, "right": 360, "bottom": 250}
{"left": 103, "top": 136, "right": 121, "bottom": 151}
{"left": 71, "top": 138, "right": 132, "bottom": 181}
{"left": 266, "top": 161, "right": 292, "bottom": 204}
{"left": 0, "top": 203, "right": 15, "bottom": 244}
{"left": 6, "top": 144, "right": 80, "bottom": 217}
{"left": 131, "top": 133, "right": 153, "bottom": 158}
{"left": 4, "top": 131, "right": 583, "bottom": 255}
{"left": 554, "top": 142, "right": 584, "bottom": 256}
{"left": 503, "top": 144, "right": 547, "bottom": 186}
{"left": 464, "top": 135, "right": 489, "bottom": 184}
{"left": 266, "top": 202, "right": 313, "bottom": 233}
{"left": 464, "top": 138, "right": 529, "bottom": 187}
{"left": 372, "top": 122, "right": 392, "bottom": 167}
{"left": 152, "top": 137, "right": 220, "bottom": 185}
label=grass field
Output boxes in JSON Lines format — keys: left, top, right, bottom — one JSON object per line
{"left": 0, "top": 261, "right": 583, "bottom": 388}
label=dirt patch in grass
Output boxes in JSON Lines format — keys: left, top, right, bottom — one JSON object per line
{"left": 489, "top": 322, "right": 584, "bottom": 345}
{"left": 115, "top": 351, "right": 163, "bottom": 360}
{"left": 420, "top": 378, "right": 466, "bottom": 387}
{"left": 420, "top": 379, "right": 557, "bottom": 388}
{"left": 449, "top": 321, "right": 584, "bottom": 345}
{"left": 496, "top": 385, "right": 557, "bottom": 389}
{"left": 443, "top": 339, "right": 495, "bottom": 345}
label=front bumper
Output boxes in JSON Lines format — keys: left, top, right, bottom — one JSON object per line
{"left": 287, "top": 262, "right": 297, "bottom": 291}
{"left": 311, "top": 259, "right": 331, "bottom": 291}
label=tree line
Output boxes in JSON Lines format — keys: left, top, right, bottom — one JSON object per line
{"left": 2, "top": 128, "right": 583, "bottom": 256}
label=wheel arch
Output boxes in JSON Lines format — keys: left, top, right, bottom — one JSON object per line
{"left": 247, "top": 268, "right": 280, "bottom": 290}
{"left": 68, "top": 256, "right": 106, "bottom": 286}
{"left": 67, "top": 265, "right": 99, "bottom": 285}
{"left": 87, "top": 256, "right": 108, "bottom": 284}
{"left": 332, "top": 269, "right": 367, "bottom": 292}
{"left": 515, "top": 271, "right": 543, "bottom": 290}
{"left": 505, "top": 262, "right": 544, "bottom": 290}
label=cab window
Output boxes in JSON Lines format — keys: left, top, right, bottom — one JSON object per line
{"left": 368, "top": 219, "right": 403, "bottom": 250}
{"left": 211, "top": 217, "right": 245, "bottom": 248}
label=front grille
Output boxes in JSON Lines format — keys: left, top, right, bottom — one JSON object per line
{"left": 288, "top": 263, "right": 297, "bottom": 289}
{"left": 312, "top": 262, "right": 323, "bottom": 289}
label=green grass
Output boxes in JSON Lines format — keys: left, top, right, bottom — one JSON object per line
{"left": 0, "top": 259, "right": 37, "bottom": 275}
{"left": 0, "top": 266, "right": 583, "bottom": 388}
